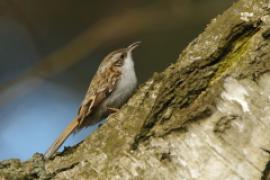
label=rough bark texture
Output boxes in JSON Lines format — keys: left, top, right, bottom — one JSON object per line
{"left": 1, "top": 0, "right": 270, "bottom": 179}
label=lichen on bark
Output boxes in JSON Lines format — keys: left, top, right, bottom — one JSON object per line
{"left": 1, "top": 0, "right": 270, "bottom": 179}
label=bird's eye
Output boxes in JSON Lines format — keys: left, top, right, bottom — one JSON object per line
{"left": 120, "top": 54, "right": 125, "bottom": 59}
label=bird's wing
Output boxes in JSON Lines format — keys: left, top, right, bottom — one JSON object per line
{"left": 77, "top": 65, "right": 121, "bottom": 125}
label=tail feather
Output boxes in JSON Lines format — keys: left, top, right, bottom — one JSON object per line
{"left": 44, "top": 118, "right": 79, "bottom": 159}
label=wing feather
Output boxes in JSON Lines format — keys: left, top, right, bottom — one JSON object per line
{"left": 77, "top": 65, "right": 121, "bottom": 125}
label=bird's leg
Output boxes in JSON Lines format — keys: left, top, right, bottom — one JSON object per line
{"left": 107, "top": 107, "right": 121, "bottom": 121}
{"left": 107, "top": 107, "right": 120, "bottom": 113}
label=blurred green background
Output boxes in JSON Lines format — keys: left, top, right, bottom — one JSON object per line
{"left": 0, "top": 0, "right": 235, "bottom": 160}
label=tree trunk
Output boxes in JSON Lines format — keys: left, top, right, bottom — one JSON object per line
{"left": 1, "top": 0, "right": 270, "bottom": 179}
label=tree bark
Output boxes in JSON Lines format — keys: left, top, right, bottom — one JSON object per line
{"left": 1, "top": 0, "right": 270, "bottom": 179}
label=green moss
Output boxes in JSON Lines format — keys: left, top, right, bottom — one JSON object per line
{"left": 211, "top": 30, "right": 255, "bottom": 82}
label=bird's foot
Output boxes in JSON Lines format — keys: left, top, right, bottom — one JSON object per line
{"left": 107, "top": 107, "right": 120, "bottom": 113}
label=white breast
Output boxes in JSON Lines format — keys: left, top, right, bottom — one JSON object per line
{"left": 106, "top": 53, "right": 137, "bottom": 108}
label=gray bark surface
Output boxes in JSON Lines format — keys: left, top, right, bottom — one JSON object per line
{"left": 1, "top": 0, "right": 270, "bottom": 179}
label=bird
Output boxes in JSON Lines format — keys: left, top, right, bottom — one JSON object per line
{"left": 44, "top": 42, "right": 140, "bottom": 159}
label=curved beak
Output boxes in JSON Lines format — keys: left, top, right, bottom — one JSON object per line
{"left": 126, "top": 41, "right": 141, "bottom": 52}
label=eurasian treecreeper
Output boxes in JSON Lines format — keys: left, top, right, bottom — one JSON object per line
{"left": 45, "top": 42, "right": 140, "bottom": 159}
